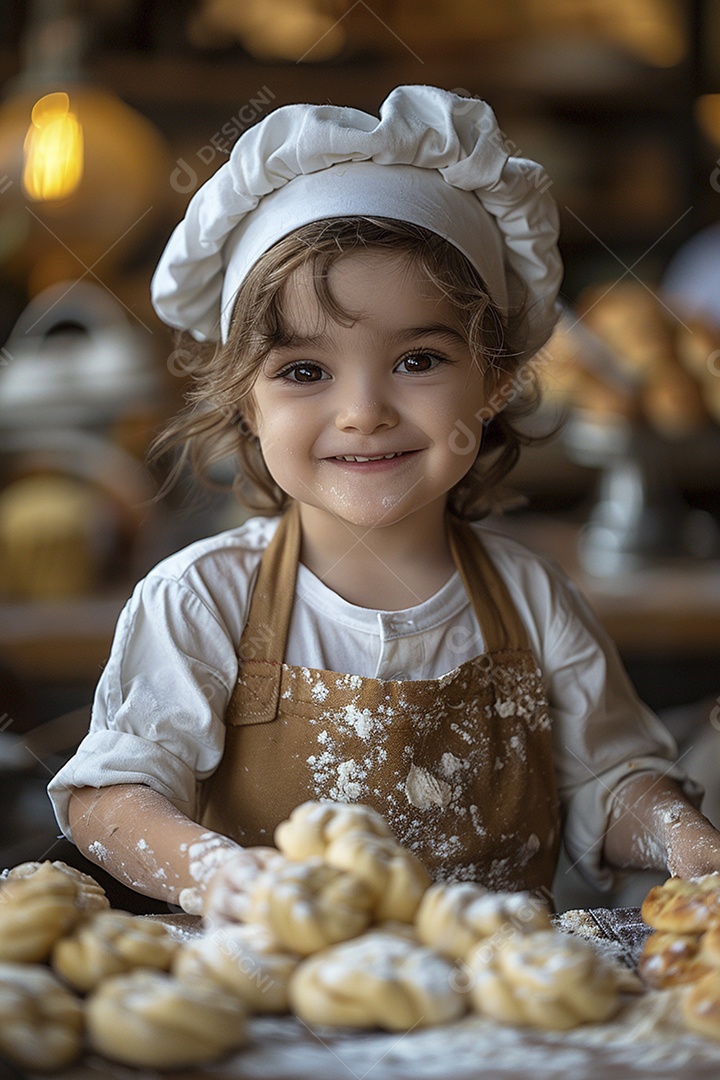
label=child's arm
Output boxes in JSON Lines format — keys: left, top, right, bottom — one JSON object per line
{"left": 66, "top": 785, "right": 270, "bottom": 911}
{"left": 603, "top": 773, "right": 720, "bottom": 879}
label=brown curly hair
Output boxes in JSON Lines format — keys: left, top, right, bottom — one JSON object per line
{"left": 150, "top": 217, "right": 549, "bottom": 520}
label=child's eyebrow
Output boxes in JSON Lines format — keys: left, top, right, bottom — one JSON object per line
{"left": 393, "top": 323, "right": 468, "bottom": 346}
{"left": 274, "top": 330, "right": 333, "bottom": 350}
{"left": 274, "top": 323, "right": 467, "bottom": 351}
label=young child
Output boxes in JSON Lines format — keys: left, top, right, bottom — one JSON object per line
{"left": 48, "top": 86, "right": 720, "bottom": 921}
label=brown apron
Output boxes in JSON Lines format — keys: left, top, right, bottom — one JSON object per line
{"left": 199, "top": 506, "right": 560, "bottom": 893}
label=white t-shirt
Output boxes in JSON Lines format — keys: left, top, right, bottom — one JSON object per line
{"left": 48, "top": 515, "right": 696, "bottom": 889}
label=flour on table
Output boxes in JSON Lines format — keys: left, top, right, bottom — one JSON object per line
{"left": 224, "top": 990, "right": 720, "bottom": 1080}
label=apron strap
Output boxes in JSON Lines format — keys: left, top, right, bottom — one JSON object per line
{"left": 233, "top": 506, "right": 528, "bottom": 725}
{"left": 447, "top": 516, "right": 530, "bottom": 653}
{"left": 233, "top": 504, "right": 301, "bottom": 724}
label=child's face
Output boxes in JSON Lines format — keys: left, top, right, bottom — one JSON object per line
{"left": 247, "top": 250, "right": 495, "bottom": 534}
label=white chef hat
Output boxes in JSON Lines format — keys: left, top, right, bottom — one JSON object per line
{"left": 151, "top": 85, "right": 563, "bottom": 360}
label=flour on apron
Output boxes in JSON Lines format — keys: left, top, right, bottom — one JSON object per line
{"left": 198, "top": 505, "right": 560, "bottom": 894}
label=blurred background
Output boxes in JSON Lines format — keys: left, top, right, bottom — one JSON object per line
{"left": 0, "top": 0, "right": 719, "bottom": 907}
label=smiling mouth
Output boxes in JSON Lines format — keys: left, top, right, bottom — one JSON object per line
{"left": 332, "top": 452, "right": 407, "bottom": 462}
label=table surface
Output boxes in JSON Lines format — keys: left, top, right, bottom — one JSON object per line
{"left": 14, "top": 909, "right": 720, "bottom": 1080}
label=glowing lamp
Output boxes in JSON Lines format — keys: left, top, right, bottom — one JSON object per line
{"left": 22, "top": 91, "right": 84, "bottom": 201}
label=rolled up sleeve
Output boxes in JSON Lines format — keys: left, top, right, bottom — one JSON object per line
{"left": 48, "top": 574, "right": 239, "bottom": 839}
{"left": 546, "top": 575, "right": 703, "bottom": 890}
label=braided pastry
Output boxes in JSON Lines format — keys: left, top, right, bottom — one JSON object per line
{"left": 288, "top": 928, "right": 466, "bottom": 1031}
{"left": 51, "top": 910, "right": 178, "bottom": 992}
{"left": 0, "top": 962, "right": 83, "bottom": 1070}
{"left": 85, "top": 969, "right": 247, "bottom": 1067}
{"left": 702, "top": 923, "right": 720, "bottom": 965}
{"left": 246, "top": 858, "right": 375, "bottom": 955}
{"left": 641, "top": 874, "right": 720, "bottom": 933}
{"left": 682, "top": 970, "right": 720, "bottom": 1041}
{"left": 467, "top": 928, "right": 623, "bottom": 1030}
{"left": 275, "top": 800, "right": 394, "bottom": 860}
{"left": 415, "top": 881, "right": 551, "bottom": 960}
{"left": 4, "top": 860, "right": 108, "bottom": 913}
{"left": 0, "top": 862, "right": 81, "bottom": 962}
{"left": 174, "top": 922, "right": 299, "bottom": 1013}
{"left": 324, "top": 831, "right": 430, "bottom": 922}
{"left": 637, "top": 930, "right": 713, "bottom": 989}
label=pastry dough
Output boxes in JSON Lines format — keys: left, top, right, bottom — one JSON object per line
{"left": 51, "top": 910, "right": 178, "bottom": 992}
{"left": 682, "top": 970, "right": 720, "bottom": 1041}
{"left": 4, "top": 859, "right": 109, "bottom": 913}
{"left": 0, "top": 962, "right": 83, "bottom": 1070}
{"left": 275, "top": 800, "right": 394, "bottom": 861}
{"left": 174, "top": 922, "right": 299, "bottom": 1012}
{"left": 641, "top": 874, "right": 720, "bottom": 934}
{"left": 415, "top": 881, "right": 552, "bottom": 960}
{"left": 324, "top": 831, "right": 430, "bottom": 922}
{"left": 288, "top": 928, "right": 466, "bottom": 1031}
{"left": 274, "top": 800, "right": 429, "bottom": 922}
{"left": 467, "top": 928, "right": 623, "bottom": 1030}
{"left": 246, "top": 857, "right": 375, "bottom": 955}
{"left": 85, "top": 969, "right": 247, "bottom": 1067}
{"left": 4, "top": 860, "right": 108, "bottom": 912}
{"left": 0, "top": 862, "right": 81, "bottom": 962}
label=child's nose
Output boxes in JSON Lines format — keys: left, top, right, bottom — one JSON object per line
{"left": 335, "top": 390, "right": 398, "bottom": 433}
{"left": 335, "top": 377, "right": 398, "bottom": 433}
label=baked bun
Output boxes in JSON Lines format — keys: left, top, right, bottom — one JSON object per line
{"left": 0, "top": 962, "right": 84, "bottom": 1070}
{"left": 641, "top": 874, "right": 720, "bottom": 934}
{"left": 85, "top": 969, "right": 247, "bottom": 1067}
{"left": 682, "top": 970, "right": 720, "bottom": 1041}
{"left": 51, "top": 910, "right": 178, "bottom": 992}
{"left": 637, "top": 930, "right": 712, "bottom": 988}
{"left": 288, "top": 927, "right": 466, "bottom": 1031}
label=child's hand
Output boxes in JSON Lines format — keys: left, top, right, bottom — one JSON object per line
{"left": 664, "top": 811, "right": 720, "bottom": 881}
{"left": 605, "top": 773, "right": 720, "bottom": 882}
{"left": 202, "top": 846, "right": 283, "bottom": 925}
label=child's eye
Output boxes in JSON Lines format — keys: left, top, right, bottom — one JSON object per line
{"left": 276, "top": 362, "right": 328, "bottom": 383}
{"left": 396, "top": 351, "right": 447, "bottom": 374}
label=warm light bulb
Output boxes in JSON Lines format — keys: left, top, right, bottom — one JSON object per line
{"left": 22, "top": 91, "right": 84, "bottom": 201}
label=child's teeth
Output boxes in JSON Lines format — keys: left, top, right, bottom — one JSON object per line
{"left": 338, "top": 453, "right": 400, "bottom": 461}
